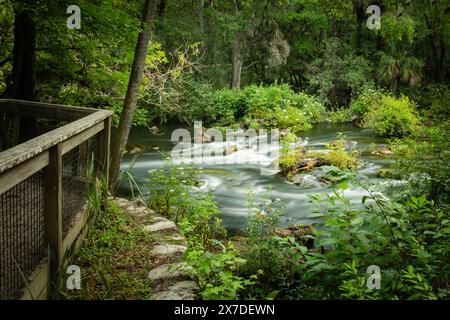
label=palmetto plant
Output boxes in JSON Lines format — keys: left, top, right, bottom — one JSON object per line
{"left": 377, "top": 51, "right": 424, "bottom": 94}
{"left": 376, "top": 11, "right": 424, "bottom": 94}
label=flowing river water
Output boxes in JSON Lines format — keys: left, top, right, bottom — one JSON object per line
{"left": 117, "top": 123, "right": 392, "bottom": 234}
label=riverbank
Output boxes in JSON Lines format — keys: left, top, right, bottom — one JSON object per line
{"left": 60, "top": 198, "right": 199, "bottom": 300}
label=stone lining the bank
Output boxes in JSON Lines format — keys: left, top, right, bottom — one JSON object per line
{"left": 112, "top": 197, "right": 200, "bottom": 300}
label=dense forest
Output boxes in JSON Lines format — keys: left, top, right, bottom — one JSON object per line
{"left": 0, "top": 0, "right": 449, "bottom": 301}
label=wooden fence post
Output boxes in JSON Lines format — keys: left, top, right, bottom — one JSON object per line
{"left": 44, "top": 143, "right": 63, "bottom": 296}
{"left": 98, "top": 117, "right": 111, "bottom": 208}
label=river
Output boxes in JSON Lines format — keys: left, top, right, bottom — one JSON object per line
{"left": 117, "top": 123, "right": 392, "bottom": 234}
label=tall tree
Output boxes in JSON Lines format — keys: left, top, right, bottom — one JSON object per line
{"left": 9, "top": 0, "right": 37, "bottom": 142}
{"left": 109, "top": 0, "right": 157, "bottom": 190}
{"left": 231, "top": 0, "right": 243, "bottom": 90}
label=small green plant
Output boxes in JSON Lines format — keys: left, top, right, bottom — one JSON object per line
{"left": 147, "top": 161, "right": 200, "bottom": 223}
{"left": 391, "top": 121, "right": 450, "bottom": 203}
{"left": 115, "top": 153, "right": 146, "bottom": 202}
{"left": 184, "top": 242, "right": 255, "bottom": 300}
{"left": 239, "top": 192, "right": 303, "bottom": 299}
{"left": 178, "top": 194, "right": 226, "bottom": 248}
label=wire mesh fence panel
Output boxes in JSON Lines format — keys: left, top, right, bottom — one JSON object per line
{"left": 0, "top": 116, "right": 67, "bottom": 153}
{"left": 62, "top": 137, "right": 98, "bottom": 235}
{"left": 0, "top": 170, "right": 46, "bottom": 300}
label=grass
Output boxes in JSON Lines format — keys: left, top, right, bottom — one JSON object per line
{"left": 60, "top": 201, "right": 156, "bottom": 300}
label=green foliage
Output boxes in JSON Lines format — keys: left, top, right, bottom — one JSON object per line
{"left": 241, "top": 85, "right": 322, "bottom": 133}
{"left": 61, "top": 202, "right": 155, "bottom": 300}
{"left": 240, "top": 193, "right": 304, "bottom": 299}
{"left": 419, "top": 84, "right": 450, "bottom": 120}
{"left": 296, "top": 187, "right": 449, "bottom": 300}
{"left": 188, "top": 86, "right": 245, "bottom": 126}
{"left": 306, "top": 38, "right": 372, "bottom": 109}
{"left": 240, "top": 84, "right": 325, "bottom": 130}
{"left": 273, "top": 105, "right": 312, "bottom": 134}
{"left": 147, "top": 162, "right": 200, "bottom": 223}
{"left": 35, "top": 1, "right": 141, "bottom": 112}
{"left": 363, "top": 95, "right": 419, "bottom": 137}
{"left": 350, "top": 85, "right": 385, "bottom": 120}
{"left": 0, "top": 0, "right": 13, "bottom": 95}
{"left": 178, "top": 195, "right": 226, "bottom": 248}
{"left": 392, "top": 121, "right": 450, "bottom": 204}
{"left": 324, "top": 108, "right": 354, "bottom": 124}
{"left": 184, "top": 243, "right": 255, "bottom": 300}
{"left": 185, "top": 83, "right": 325, "bottom": 133}
{"left": 321, "top": 149, "right": 360, "bottom": 171}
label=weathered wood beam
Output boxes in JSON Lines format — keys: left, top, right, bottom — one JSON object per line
{"left": 0, "top": 109, "right": 113, "bottom": 175}
{"left": 98, "top": 117, "right": 112, "bottom": 208}
{"left": 44, "top": 143, "right": 63, "bottom": 290}
{"left": 0, "top": 99, "right": 97, "bottom": 122}
{"left": 61, "top": 121, "right": 104, "bottom": 156}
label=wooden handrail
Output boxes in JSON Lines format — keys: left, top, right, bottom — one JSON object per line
{"left": 0, "top": 99, "right": 99, "bottom": 121}
{"left": 0, "top": 108, "right": 113, "bottom": 175}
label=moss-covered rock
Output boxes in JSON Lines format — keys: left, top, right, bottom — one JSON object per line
{"left": 278, "top": 144, "right": 361, "bottom": 181}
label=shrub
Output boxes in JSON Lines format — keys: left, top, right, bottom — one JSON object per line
{"left": 178, "top": 195, "right": 226, "bottom": 248}
{"left": 240, "top": 193, "right": 303, "bottom": 299}
{"left": 421, "top": 84, "right": 450, "bottom": 120}
{"left": 325, "top": 108, "right": 354, "bottom": 123}
{"left": 350, "top": 85, "right": 385, "bottom": 120}
{"left": 242, "top": 84, "right": 293, "bottom": 115}
{"left": 147, "top": 162, "right": 200, "bottom": 223}
{"left": 321, "top": 149, "right": 360, "bottom": 170}
{"left": 363, "top": 95, "right": 419, "bottom": 137}
{"left": 392, "top": 121, "right": 450, "bottom": 204}
{"left": 184, "top": 243, "right": 255, "bottom": 300}
{"left": 296, "top": 186, "right": 450, "bottom": 300}
{"left": 273, "top": 106, "right": 312, "bottom": 134}
{"left": 291, "top": 92, "right": 327, "bottom": 123}
{"left": 194, "top": 87, "right": 245, "bottom": 126}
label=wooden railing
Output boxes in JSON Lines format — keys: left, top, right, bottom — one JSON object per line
{"left": 0, "top": 99, "right": 113, "bottom": 299}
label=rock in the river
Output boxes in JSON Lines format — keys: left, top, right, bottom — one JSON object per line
{"left": 295, "top": 158, "right": 328, "bottom": 172}
{"left": 128, "top": 145, "right": 145, "bottom": 155}
{"left": 224, "top": 144, "right": 238, "bottom": 155}
{"left": 291, "top": 174, "right": 322, "bottom": 188}
{"left": 275, "top": 224, "right": 315, "bottom": 248}
{"left": 371, "top": 147, "right": 394, "bottom": 156}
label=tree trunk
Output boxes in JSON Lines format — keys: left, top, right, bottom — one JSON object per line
{"left": 231, "top": 31, "right": 243, "bottom": 90}
{"left": 199, "top": 0, "right": 205, "bottom": 34}
{"left": 109, "top": 0, "right": 157, "bottom": 191}
{"left": 9, "top": 6, "right": 37, "bottom": 143}
{"left": 352, "top": 0, "right": 365, "bottom": 53}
